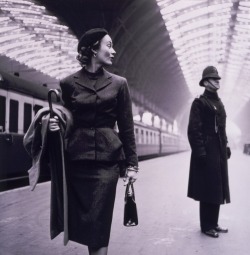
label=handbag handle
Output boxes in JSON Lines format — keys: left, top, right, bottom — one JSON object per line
{"left": 125, "top": 182, "right": 135, "bottom": 201}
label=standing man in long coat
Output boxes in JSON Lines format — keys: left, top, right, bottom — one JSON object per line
{"left": 187, "top": 66, "right": 231, "bottom": 238}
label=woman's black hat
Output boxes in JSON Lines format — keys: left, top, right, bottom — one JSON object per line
{"left": 77, "top": 28, "right": 108, "bottom": 53}
{"left": 199, "top": 66, "right": 221, "bottom": 86}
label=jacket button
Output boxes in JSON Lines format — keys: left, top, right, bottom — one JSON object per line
{"left": 90, "top": 127, "right": 94, "bottom": 130}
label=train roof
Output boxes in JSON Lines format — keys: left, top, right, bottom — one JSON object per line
{"left": 134, "top": 120, "right": 179, "bottom": 136}
{"left": 0, "top": 71, "right": 49, "bottom": 100}
{"left": 134, "top": 120, "right": 160, "bottom": 131}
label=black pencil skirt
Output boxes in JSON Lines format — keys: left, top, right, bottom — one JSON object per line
{"left": 66, "top": 160, "right": 120, "bottom": 248}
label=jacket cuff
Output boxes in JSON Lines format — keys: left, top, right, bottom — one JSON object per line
{"left": 126, "top": 155, "right": 138, "bottom": 167}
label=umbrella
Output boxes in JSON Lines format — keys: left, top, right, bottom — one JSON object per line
{"left": 47, "top": 89, "right": 69, "bottom": 245}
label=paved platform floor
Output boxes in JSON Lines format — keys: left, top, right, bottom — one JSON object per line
{"left": 0, "top": 150, "right": 250, "bottom": 255}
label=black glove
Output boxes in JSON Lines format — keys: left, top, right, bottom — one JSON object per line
{"left": 197, "top": 155, "right": 207, "bottom": 169}
{"left": 227, "top": 147, "right": 231, "bottom": 159}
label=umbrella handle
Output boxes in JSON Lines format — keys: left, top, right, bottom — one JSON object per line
{"left": 48, "top": 89, "right": 60, "bottom": 117}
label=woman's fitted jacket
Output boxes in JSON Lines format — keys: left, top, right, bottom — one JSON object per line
{"left": 60, "top": 68, "right": 138, "bottom": 167}
{"left": 187, "top": 90, "right": 230, "bottom": 204}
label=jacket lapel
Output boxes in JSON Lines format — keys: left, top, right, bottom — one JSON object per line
{"left": 73, "top": 68, "right": 112, "bottom": 92}
{"left": 95, "top": 69, "right": 112, "bottom": 91}
{"left": 73, "top": 69, "right": 95, "bottom": 92}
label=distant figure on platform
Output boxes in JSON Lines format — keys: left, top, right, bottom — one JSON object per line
{"left": 49, "top": 28, "right": 138, "bottom": 255}
{"left": 187, "top": 66, "right": 231, "bottom": 238}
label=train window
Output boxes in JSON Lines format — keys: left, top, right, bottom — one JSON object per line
{"left": 146, "top": 131, "right": 148, "bottom": 144}
{"left": 24, "top": 103, "right": 32, "bottom": 133}
{"left": 164, "top": 136, "right": 167, "bottom": 144}
{"left": 0, "top": 95, "right": 6, "bottom": 132}
{"left": 9, "top": 99, "right": 18, "bottom": 133}
{"left": 135, "top": 128, "right": 139, "bottom": 143}
{"left": 33, "top": 104, "right": 43, "bottom": 115}
{"left": 141, "top": 129, "right": 144, "bottom": 144}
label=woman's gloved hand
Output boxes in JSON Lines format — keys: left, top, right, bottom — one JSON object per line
{"left": 49, "top": 116, "right": 60, "bottom": 132}
{"left": 123, "top": 166, "right": 139, "bottom": 185}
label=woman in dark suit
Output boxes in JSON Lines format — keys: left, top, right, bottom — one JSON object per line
{"left": 49, "top": 28, "right": 138, "bottom": 255}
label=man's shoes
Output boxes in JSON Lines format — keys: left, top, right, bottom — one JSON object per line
{"left": 214, "top": 226, "right": 228, "bottom": 233}
{"left": 202, "top": 229, "right": 219, "bottom": 238}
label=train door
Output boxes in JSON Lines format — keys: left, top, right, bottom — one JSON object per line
{"left": 0, "top": 91, "right": 32, "bottom": 190}
{"left": 159, "top": 129, "right": 162, "bottom": 154}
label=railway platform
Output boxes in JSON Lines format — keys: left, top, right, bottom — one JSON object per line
{"left": 0, "top": 150, "right": 250, "bottom": 255}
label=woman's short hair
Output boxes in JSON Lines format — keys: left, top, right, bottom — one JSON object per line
{"left": 76, "top": 28, "right": 108, "bottom": 66}
{"left": 77, "top": 41, "right": 101, "bottom": 65}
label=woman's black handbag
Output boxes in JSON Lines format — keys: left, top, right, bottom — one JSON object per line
{"left": 123, "top": 182, "right": 138, "bottom": 226}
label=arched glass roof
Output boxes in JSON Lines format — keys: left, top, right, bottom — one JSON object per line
{"left": 156, "top": 0, "right": 250, "bottom": 117}
{"left": 0, "top": 0, "right": 79, "bottom": 80}
{"left": 1, "top": 0, "right": 250, "bottom": 119}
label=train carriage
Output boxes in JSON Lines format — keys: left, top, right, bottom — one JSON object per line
{"left": 134, "top": 121, "right": 161, "bottom": 157}
{"left": 0, "top": 71, "right": 49, "bottom": 190}
{"left": 0, "top": 71, "right": 187, "bottom": 191}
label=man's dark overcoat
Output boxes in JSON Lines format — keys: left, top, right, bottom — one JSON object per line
{"left": 187, "top": 90, "right": 230, "bottom": 204}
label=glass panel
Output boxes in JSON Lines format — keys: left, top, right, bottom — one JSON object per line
{"left": 0, "top": 0, "right": 79, "bottom": 80}
{"left": 9, "top": 99, "right": 18, "bottom": 133}
{"left": 23, "top": 103, "right": 32, "bottom": 133}
{"left": 156, "top": 0, "right": 250, "bottom": 117}
{"left": 0, "top": 96, "right": 6, "bottom": 132}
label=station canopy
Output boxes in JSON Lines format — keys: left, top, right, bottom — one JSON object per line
{"left": 156, "top": 0, "right": 250, "bottom": 118}
{"left": 0, "top": 0, "right": 250, "bottom": 119}
{"left": 0, "top": 0, "right": 79, "bottom": 80}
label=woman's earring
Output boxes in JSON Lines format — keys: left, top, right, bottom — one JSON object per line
{"left": 91, "top": 48, "right": 97, "bottom": 58}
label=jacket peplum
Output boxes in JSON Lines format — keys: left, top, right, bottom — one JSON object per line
{"left": 60, "top": 68, "right": 138, "bottom": 167}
